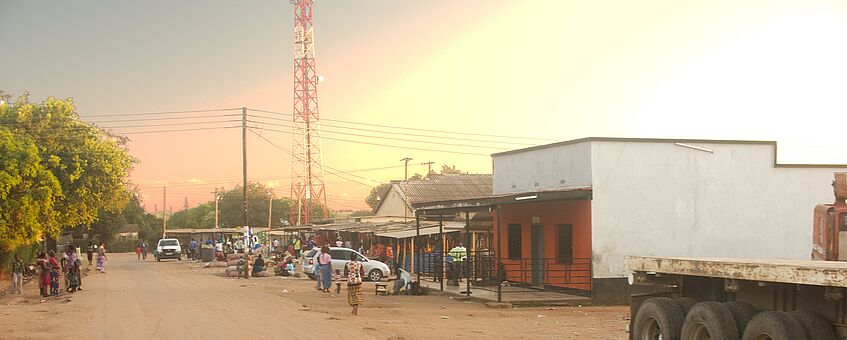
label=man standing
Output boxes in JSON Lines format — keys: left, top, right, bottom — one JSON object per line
{"left": 10, "top": 254, "right": 24, "bottom": 294}
{"left": 306, "top": 236, "right": 315, "bottom": 251}
{"left": 86, "top": 244, "right": 94, "bottom": 266}
{"left": 189, "top": 239, "right": 199, "bottom": 260}
{"left": 293, "top": 237, "right": 301, "bottom": 257}
{"left": 448, "top": 243, "right": 468, "bottom": 280}
{"left": 141, "top": 241, "right": 148, "bottom": 260}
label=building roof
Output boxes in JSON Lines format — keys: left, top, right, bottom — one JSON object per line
{"left": 491, "top": 137, "right": 847, "bottom": 168}
{"left": 375, "top": 174, "right": 493, "bottom": 212}
{"left": 116, "top": 224, "right": 139, "bottom": 234}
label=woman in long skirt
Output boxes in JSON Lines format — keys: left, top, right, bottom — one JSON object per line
{"left": 346, "top": 252, "right": 365, "bottom": 315}
{"left": 96, "top": 243, "right": 107, "bottom": 273}
{"left": 318, "top": 245, "right": 333, "bottom": 292}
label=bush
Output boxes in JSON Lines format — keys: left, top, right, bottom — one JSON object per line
{"left": 108, "top": 239, "right": 143, "bottom": 253}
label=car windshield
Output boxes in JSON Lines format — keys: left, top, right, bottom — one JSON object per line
{"left": 160, "top": 240, "right": 178, "bottom": 246}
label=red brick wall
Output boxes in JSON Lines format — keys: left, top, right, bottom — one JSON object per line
{"left": 493, "top": 200, "right": 592, "bottom": 291}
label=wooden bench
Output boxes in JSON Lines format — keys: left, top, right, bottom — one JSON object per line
{"left": 374, "top": 283, "right": 389, "bottom": 296}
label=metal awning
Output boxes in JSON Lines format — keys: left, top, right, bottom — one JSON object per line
{"left": 374, "top": 225, "right": 464, "bottom": 239}
{"left": 412, "top": 187, "right": 592, "bottom": 214}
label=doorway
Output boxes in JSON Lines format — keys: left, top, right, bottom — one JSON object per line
{"left": 531, "top": 224, "right": 544, "bottom": 285}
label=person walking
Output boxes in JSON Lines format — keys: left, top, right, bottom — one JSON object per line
{"left": 319, "top": 245, "right": 333, "bottom": 293}
{"left": 335, "top": 237, "right": 343, "bottom": 247}
{"left": 96, "top": 243, "right": 107, "bottom": 273}
{"left": 86, "top": 244, "right": 94, "bottom": 266}
{"left": 10, "top": 254, "right": 24, "bottom": 294}
{"left": 136, "top": 244, "right": 142, "bottom": 260}
{"left": 141, "top": 241, "right": 148, "bottom": 261}
{"left": 36, "top": 252, "right": 49, "bottom": 297}
{"left": 346, "top": 252, "right": 365, "bottom": 315}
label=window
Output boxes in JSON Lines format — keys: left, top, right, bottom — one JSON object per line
{"left": 557, "top": 224, "right": 573, "bottom": 264}
{"left": 329, "top": 249, "right": 348, "bottom": 260}
{"left": 507, "top": 224, "right": 522, "bottom": 259}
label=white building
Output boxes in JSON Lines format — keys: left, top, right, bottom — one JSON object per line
{"left": 485, "top": 137, "right": 847, "bottom": 303}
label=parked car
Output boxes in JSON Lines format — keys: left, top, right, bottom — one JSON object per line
{"left": 154, "top": 238, "right": 182, "bottom": 262}
{"left": 301, "top": 247, "right": 389, "bottom": 281}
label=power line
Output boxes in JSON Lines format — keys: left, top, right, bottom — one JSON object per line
{"left": 120, "top": 126, "right": 241, "bottom": 135}
{"left": 248, "top": 129, "right": 378, "bottom": 187}
{"left": 85, "top": 114, "right": 242, "bottom": 124}
{"left": 253, "top": 126, "right": 490, "bottom": 156}
{"left": 248, "top": 108, "right": 557, "bottom": 142}
{"left": 81, "top": 108, "right": 242, "bottom": 118}
{"left": 249, "top": 113, "right": 537, "bottom": 147}
{"left": 248, "top": 119, "right": 508, "bottom": 150}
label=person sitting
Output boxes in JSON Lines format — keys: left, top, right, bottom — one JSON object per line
{"left": 252, "top": 254, "right": 265, "bottom": 275}
{"left": 389, "top": 267, "right": 412, "bottom": 295}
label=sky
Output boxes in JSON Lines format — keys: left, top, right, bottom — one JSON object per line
{"left": 3, "top": 0, "right": 847, "bottom": 213}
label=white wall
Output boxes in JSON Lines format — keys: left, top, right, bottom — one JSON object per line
{"left": 493, "top": 142, "right": 592, "bottom": 195}
{"left": 374, "top": 185, "right": 413, "bottom": 217}
{"left": 589, "top": 141, "right": 844, "bottom": 278}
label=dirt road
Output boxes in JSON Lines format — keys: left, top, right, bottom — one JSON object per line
{"left": 0, "top": 253, "right": 629, "bottom": 340}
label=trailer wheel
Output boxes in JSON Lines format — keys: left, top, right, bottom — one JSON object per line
{"left": 741, "top": 311, "right": 808, "bottom": 340}
{"left": 724, "top": 301, "right": 758, "bottom": 335}
{"left": 633, "top": 297, "right": 685, "bottom": 340}
{"left": 789, "top": 311, "right": 836, "bottom": 340}
{"left": 681, "top": 301, "right": 739, "bottom": 340}
{"left": 674, "top": 297, "right": 697, "bottom": 315}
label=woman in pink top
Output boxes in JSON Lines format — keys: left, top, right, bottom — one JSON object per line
{"left": 319, "top": 245, "right": 333, "bottom": 292}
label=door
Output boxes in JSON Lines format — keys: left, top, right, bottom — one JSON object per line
{"left": 531, "top": 224, "right": 544, "bottom": 285}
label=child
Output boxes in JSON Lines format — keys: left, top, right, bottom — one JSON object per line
{"left": 333, "top": 269, "right": 344, "bottom": 294}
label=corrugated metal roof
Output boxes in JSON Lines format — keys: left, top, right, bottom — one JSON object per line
{"left": 395, "top": 174, "right": 492, "bottom": 206}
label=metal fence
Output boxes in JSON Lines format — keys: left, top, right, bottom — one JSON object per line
{"left": 400, "top": 250, "right": 591, "bottom": 300}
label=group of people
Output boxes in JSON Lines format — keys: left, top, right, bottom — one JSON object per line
{"left": 14, "top": 243, "right": 107, "bottom": 298}
{"left": 134, "top": 241, "right": 149, "bottom": 260}
{"left": 311, "top": 244, "right": 365, "bottom": 315}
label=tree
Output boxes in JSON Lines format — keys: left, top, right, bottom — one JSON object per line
{"left": 0, "top": 128, "right": 62, "bottom": 255}
{"left": 0, "top": 94, "right": 137, "bottom": 236}
{"left": 365, "top": 183, "right": 392, "bottom": 212}
{"left": 440, "top": 164, "right": 464, "bottom": 175}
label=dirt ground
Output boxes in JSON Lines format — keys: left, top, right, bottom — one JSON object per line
{"left": 0, "top": 253, "right": 629, "bottom": 340}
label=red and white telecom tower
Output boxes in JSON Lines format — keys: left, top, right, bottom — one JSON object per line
{"left": 290, "top": 0, "right": 327, "bottom": 225}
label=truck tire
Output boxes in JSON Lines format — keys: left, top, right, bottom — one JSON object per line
{"left": 681, "top": 301, "right": 739, "bottom": 340}
{"left": 741, "top": 311, "right": 808, "bottom": 340}
{"left": 674, "top": 297, "right": 697, "bottom": 315}
{"left": 724, "top": 301, "right": 758, "bottom": 335}
{"left": 789, "top": 311, "right": 836, "bottom": 340}
{"left": 633, "top": 297, "right": 685, "bottom": 340}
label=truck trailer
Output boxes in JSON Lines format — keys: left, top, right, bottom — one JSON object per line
{"left": 626, "top": 172, "right": 847, "bottom": 340}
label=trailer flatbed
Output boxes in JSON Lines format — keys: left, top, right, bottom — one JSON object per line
{"left": 625, "top": 255, "right": 847, "bottom": 288}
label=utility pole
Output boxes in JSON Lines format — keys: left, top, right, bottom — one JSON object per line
{"left": 422, "top": 161, "right": 435, "bottom": 176}
{"left": 242, "top": 107, "right": 249, "bottom": 230}
{"left": 268, "top": 191, "right": 273, "bottom": 231}
{"left": 162, "top": 187, "right": 167, "bottom": 238}
{"left": 400, "top": 157, "right": 413, "bottom": 181}
{"left": 213, "top": 187, "right": 220, "bottom": 229}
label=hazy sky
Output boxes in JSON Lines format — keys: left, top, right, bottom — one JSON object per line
{"left": 3, "top": 0, "right": 847, "bottom": 212}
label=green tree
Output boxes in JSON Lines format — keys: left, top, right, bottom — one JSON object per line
{"left": 0, "top": 128, "right": 62, "bottom": 255}
{"left": 365, "top": 183, "right": 392, "bottom": 212}
{"left": 216, "top": 183, "right": 322, "bottom": 227}
{"left": 0, "top": 94, "right": 137, "bottom": 236}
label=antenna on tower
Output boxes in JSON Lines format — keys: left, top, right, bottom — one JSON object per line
{"left": 290, "top": 0, "right": 328, "bottom": 225}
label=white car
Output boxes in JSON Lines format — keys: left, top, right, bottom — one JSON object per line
{"left": 302, "top": 247, "right": 390, "bottom": 281}
{"left": 155, "top": 238, "right": 182, "bottom": 261}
